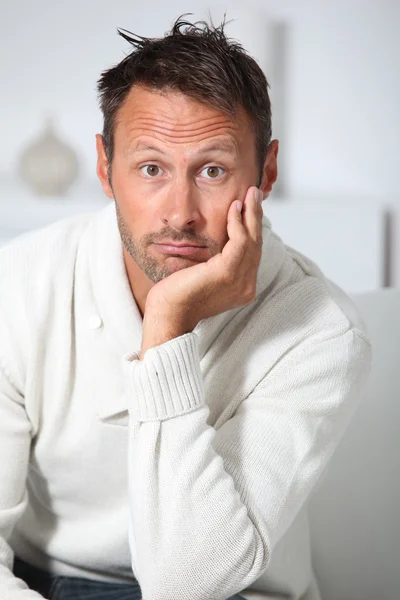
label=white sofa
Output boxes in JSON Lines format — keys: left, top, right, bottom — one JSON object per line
{"left": 307, "top": 289, "right": 400, "bottom": 600}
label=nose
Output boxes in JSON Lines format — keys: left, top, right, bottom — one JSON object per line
{"left": 160, "top": 177, "right": 201, "bottom": 231}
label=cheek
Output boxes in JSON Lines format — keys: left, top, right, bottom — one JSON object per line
{"left": 202, "top": 182, "right": 247, "bottom": 243}
{"left": 111, "top": 165, "right": 152, "bottom": 222}
{"left": 203, "top": 208, "right": 229, "bottom": 249}
{"left": 124, "top": 205, "right": 154, "bottom": 242}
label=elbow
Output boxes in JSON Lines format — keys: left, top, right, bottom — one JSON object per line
{"left": 139, "top": 536, "right": 270, "bottom": 600}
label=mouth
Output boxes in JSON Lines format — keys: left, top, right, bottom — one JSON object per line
{"left": 153, "top": 243, "right": 207, "bottom": 257}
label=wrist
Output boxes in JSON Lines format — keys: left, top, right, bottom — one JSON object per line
{"left": 140, "top": 313, "right": 196, "bottom": 359}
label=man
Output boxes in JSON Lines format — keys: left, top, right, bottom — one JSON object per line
{"left": 0, "top": 16, "right": 371, "bottom": 600}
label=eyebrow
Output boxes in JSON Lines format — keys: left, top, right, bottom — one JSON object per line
{"left": 128, "top": 139, "right": 238, "bottom": 157}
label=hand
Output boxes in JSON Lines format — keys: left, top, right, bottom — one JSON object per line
{"left": 140, "top": 186, "right": 264, "bottom": 358}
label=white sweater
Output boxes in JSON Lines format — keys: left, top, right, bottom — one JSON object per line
{"left": 0, "top": 203, "right": 371, "bottom": 600}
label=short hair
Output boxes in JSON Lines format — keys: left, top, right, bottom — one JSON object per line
{"left": 97, "top": 14, "right": 272, "bottom": 183}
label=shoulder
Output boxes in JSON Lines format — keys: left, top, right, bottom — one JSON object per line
{"left": 0, "top": 207, "right": 114, "bottom": 390}
{"left": 246, "top": 227, "right": 372, "bottom": 384}
{"left": 0, "top": 210, "right": 96, "bottom": 349}
{"left": 259, "top": 224, "right": 369, "bottom": 342}
{"left": 0, "top": 210, "right": 95, "bottom": 279}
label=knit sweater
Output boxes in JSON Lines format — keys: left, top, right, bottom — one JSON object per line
{"left": 0, "top": 202, "right": 371, "bottom": 600}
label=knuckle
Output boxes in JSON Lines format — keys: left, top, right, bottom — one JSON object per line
{"left": 237, "top": 232, "right": 248, "bottom": 246}
{"left": 243, "top": 285, "right": 257, "bottom": 304}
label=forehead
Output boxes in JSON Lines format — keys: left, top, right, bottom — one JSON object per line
{"left": 114, "top": 85, "right": 254, "bottom": 148}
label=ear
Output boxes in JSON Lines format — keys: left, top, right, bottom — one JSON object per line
{"left": 259, "top": 139, "right": 279, "bottom": 200}
{"left": 95, "top": 134, "right": 114, "bottom": 200}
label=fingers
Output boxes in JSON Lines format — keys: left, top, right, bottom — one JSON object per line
{"left": 226, "top": 186, "right": 255, "bottom": 231}
{"left": 224, "top": 186, "right": 262, "bottom": 266}
{"left": 243, "top": 186, "right": 263, "bottom": 247}
{"left": 224, "top": 199, "right": 248, "bottom": 265}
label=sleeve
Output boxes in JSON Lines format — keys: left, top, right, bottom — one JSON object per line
{"left": 123, "top": 327, "right": 371, "bottom": 600}
{"left": 0, "top": 355, "right": 45, "bottom": 599}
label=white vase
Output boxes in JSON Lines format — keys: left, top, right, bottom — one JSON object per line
{"left": 18, "top": 117, "right": 80, "bottom": 197}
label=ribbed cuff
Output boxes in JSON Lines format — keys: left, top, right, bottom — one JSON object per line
{"left": 123, "top": 333, "right": 205, "bottom": 422}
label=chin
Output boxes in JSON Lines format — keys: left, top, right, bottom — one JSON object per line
{"left": 163, "top": 256, "right": 197, "bottom": 273}
{"left": 143, "top": 257, "right": 193, "bottom": 284}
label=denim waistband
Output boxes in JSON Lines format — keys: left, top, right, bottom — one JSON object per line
{"left": 13, "top": 555, "right": 247, "bottom": 600}
{"left": 13, "top": 555, "right": 142, "bottom": 599}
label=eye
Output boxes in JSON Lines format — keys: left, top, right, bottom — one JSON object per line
{"left": 140, "top": 165, "right": 164, "bottom": 177}
{"left": 200, "top": 166, "right": 224, "bottom": 179}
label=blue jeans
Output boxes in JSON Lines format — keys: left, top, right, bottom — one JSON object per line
{"left": 13, "top": 555, "right": 246, "bottom": 599}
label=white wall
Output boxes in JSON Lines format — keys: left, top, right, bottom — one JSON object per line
{"left": 0, "top": 0, "right": 399, "bottom": 283}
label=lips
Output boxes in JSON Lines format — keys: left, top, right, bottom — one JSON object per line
{"left": 158, "top": 241, "right": 203, "bottom": 248}
{"left": 154, "top": 243, "right": 206, "bottom": 257}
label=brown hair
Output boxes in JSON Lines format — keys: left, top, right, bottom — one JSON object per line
{"left": 97, "top": 15, "right": 272, "bottom": 183}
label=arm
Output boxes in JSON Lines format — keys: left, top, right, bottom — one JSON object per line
{"left": 124, "top": 325, "right": 371, "bottom": 600}
{"left": 0, "top": 355, "right": 45, "bottom": 599}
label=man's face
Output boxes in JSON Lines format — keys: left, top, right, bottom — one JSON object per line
{"left": 97, "top": 86, "right": 265, "bottom": 283}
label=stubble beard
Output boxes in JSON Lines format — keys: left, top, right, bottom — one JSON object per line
{"left": 116, "top": 205, "right": 172, "bottom": 284}
{"left": 115, "top": 204, "right": 221, "bottom": 284}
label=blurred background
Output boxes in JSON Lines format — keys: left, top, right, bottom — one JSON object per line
{"left": 1, "top": 0, "right": 399, "bottom": 293}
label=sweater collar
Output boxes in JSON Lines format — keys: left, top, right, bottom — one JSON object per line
{"left": 88, "top": 202, "right": 143, "bottom": 360}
